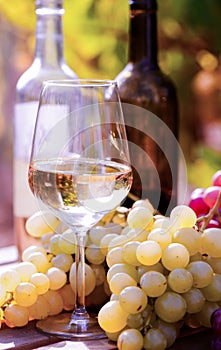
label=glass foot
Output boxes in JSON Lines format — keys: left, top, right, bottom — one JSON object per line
{"left": 36, "top": 312, "right": 106, "bottom": 340}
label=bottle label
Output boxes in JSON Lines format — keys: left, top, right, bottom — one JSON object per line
{"left": 14, "top": 102, "right": 69, "bottom": 217}
{"left": 14, "top": 102, "right": 39, "bottom": 161}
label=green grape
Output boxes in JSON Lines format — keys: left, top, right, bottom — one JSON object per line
{"left": 153, "top": 214, "right": 165, "bottom": 220}
{"left": 201, "top": 228, "right": 221, "bottom": 257}
{"left": 127, "top": 206, "right": 153, "bottom": 231}
{"left": 89, "top": 226, "right": 107, "bottom": 245}
{"left": 42, "top": 290, "right": 64, "bottom": 316}
{"left": 100, "top": 233, "right": 118, "bottom": 255}
{"left": 182, "top": 288, "right": 205, "bottom": 313}
{"left": 98, "top": 300, "right": 129, "bottom": 333}
{"left": 119, "top": 286, "right": 147, "bottom": 314}
{"left": 0, "top": 308, "right": 3, "bottom": 325}
{"left": 201, "top": 273, "right": 221, "bottom": 302}
{"left": 117, "top": 328, "right": 144, "bottom": 350}
{"left": 4, "top": 304, "right": 29, "bottom": 327}
{"left": 58, "top": 284, "right": 75, "bottom": 311}
{"left": 25, "top": 210, "right": 60, "bottom": 238}
{"left": 153, "top": 217, "right": 171, "bottom": 231}
{"left": 148, "top": 228, "right": 172, "bottom": 250}
{"left": 122, "top": 241, "right": 141, "bottom": 266}
{"left": 132, "top": 199, "right": 154, "bottom": 213}
{"left": 28, "top": 295, "right": 50, "bottom": 319}
{"left": 0, "top": 286, "right": 7, "bottom": 307}
{"left": 137, "top": 263, "right": 164, "bottom": 281}
{"left": 143, "top": 328, "right": 167, "bottom": 350}
{"left": 136, "top": 241, "right": 162, "bottom": 266}
{"left": 51, "top": 253, "right": 73, "bottom": 272}
{"left": 0, "top": 268, "right": 21, "bottom": 292}
{"left": 105, "top": 222, "right": 123, "bottom": 234}
{"left": 169, "top": 205, "right": 197, "bottom": 231}
{"left": 206, "top": 257, "right": 221, "bottom": 274}
{"left": 108, "top": 235, "right": 130, "bottom": 252}
{"left": 110, "top": 293, "right": 119, "bottom": 301}
{"left": 26, "top": 252, "right": 52, "bottom": 274}
{"left": 127, "top": 313, "right": 144, "bottom": 329}
{"left": 154, "top": 292, "right": 187, "bottom": 323}
{"left": 90, "top": 264, "right": 106, "bottom": 286}
{"left": 121, "top": 226, "right": 131, "bottom": 235}
{"left": 40, "top": 232, "right": 54, "bottom": 250}
{"left": 173, "top": 227, "right": 201, "bottom": 256}
{"left": 14, "top": 282, "right": 38, "bottom": 307}
{"left": 105, "top": 329, "right": 124, "bottom": 342}
{"left": 106, "top": 246, "right": 124, "bottom": 267}
{"left": 49, "top": 234, "right": 64, "bottom": 255}
{"left": 46, "top": 267, "right": 67, "bottom": 290}
{"left": 69, "top": 262, "right": 96, "bottom": 296}
{"left": 126, "top": 228, "right": 148, "bottom": 242}
{"left": 167, "top": 268, "right": 193, "bottom": 293}
{"left": 30, "top": 272, "right": 50, "bottom": 295}
{"left": 196, "top": 301, "right": 219, "bottom": 327}
{"left": 107, "top": 263, "right": 138, "bottom": 283}
{"left": 154, "top": 319, "right": 177, "bottom": 348}
{"left": 22, "top": 245, "right": 47, "bottom": 261}
{"left": 109, "top": 272, "right": 137, "bottom": 295}
{"left": 57, "top": 229, "right": 76, "bottom": 255}
{"left": 186, "top": 261, "right": 213, "bottom": 288}
{"left": 13, "top": 261, "right": 37, "bottom": 282}
{"left": 85, "top": 244, "right": 105, "bottom": 265}
{"left": 140, "top": 271, "right": 167, "bottom": 298}
{"left": 161, "top": 243, "right": 190, "bottom": 271}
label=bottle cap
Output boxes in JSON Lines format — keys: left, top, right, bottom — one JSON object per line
{"left": 129, "top": 0, "right": 157, "bottom": 11}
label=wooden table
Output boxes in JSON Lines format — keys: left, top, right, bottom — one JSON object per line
{"left": 0, "top": 319, "right": 215, "bottom": 350}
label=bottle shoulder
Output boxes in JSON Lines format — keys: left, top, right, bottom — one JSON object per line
{"left": 116, "top": 62, "right": 177, "bottom": 95}
{"left": 15, "top": 60, "right": 77, "bottom": 101}
{"left": 116, "top": 62, "right": 179, "bottom": 133}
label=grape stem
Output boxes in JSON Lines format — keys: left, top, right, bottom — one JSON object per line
{"left": 197, "top": 191, "right": 221, "bottom": 230}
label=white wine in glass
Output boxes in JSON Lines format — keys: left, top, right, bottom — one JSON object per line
{"left": 28, "top": 79, "right": 133, "bottom": 339}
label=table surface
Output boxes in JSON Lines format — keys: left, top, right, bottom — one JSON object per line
{"left": 0, "top": 319, "right": 215, "bottom": 350}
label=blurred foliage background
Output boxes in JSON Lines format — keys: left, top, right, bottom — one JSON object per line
{"left": 0, "top": 0, "right": 221, "bottom": 245}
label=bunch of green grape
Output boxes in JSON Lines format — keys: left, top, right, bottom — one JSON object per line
{"left": 97, "top": 200, "right": 221, "bottom": 350}
{"left": 0, "top": 199, "right": 221, "bottom": 350}
{"left": 0, "top": 211, "right": 112, "bottom": 328}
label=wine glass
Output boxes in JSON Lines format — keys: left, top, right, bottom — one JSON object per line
{"left": 28, "top": 79, "right": 133, "bottom": 339}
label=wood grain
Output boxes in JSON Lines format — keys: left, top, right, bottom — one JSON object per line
{"left": 0, "top": 320, "right": 214, "bottom": 350}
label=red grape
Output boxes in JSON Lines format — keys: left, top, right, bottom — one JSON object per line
{"left": 211, "top": 336, "right": 221, "bottom": 350}
{"left": 188, "top": 188, "right": 209, "bottom": 217}
{"left": 212, "top": 170, "right": 221, "bottom": 187}
{"left": 207, "top": 219, "right": 221, "bottom": 229}
{"left": 203, "top": 186, "right": 221, "bottom": 209}
{"left": 189, "top": 196, "right": 209, "bottom": 217}
{"left": 190, "top": 188, "right": 205, "bottom": 198}
{"left": 211, "top": 308, "right": 221, "bottom": 337}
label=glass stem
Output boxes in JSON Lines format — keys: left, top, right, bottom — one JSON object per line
{"left": 71, "top": 232, "right": 89, "bottom": 324}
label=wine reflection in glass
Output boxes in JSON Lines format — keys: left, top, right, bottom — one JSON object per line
{"left": 28, "top": 79, "right": 133, "bottom": 339}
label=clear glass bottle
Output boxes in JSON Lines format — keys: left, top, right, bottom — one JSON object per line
{"left": 116, "top": 0, "right": 179, "bottom": 214}
{"left": 13, "top": 0, "right": 77, "bottom": 256}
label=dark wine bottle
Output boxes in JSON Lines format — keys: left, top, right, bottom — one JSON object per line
{"left": 116, "top": 0, "right": 179, "bottom": 214}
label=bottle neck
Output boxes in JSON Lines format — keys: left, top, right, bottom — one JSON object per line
{"left": 34, "top": 0, "right": 65, "bottom": 68}
{"left": 128, "top": 7, "right": 158, "bottom": 68}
